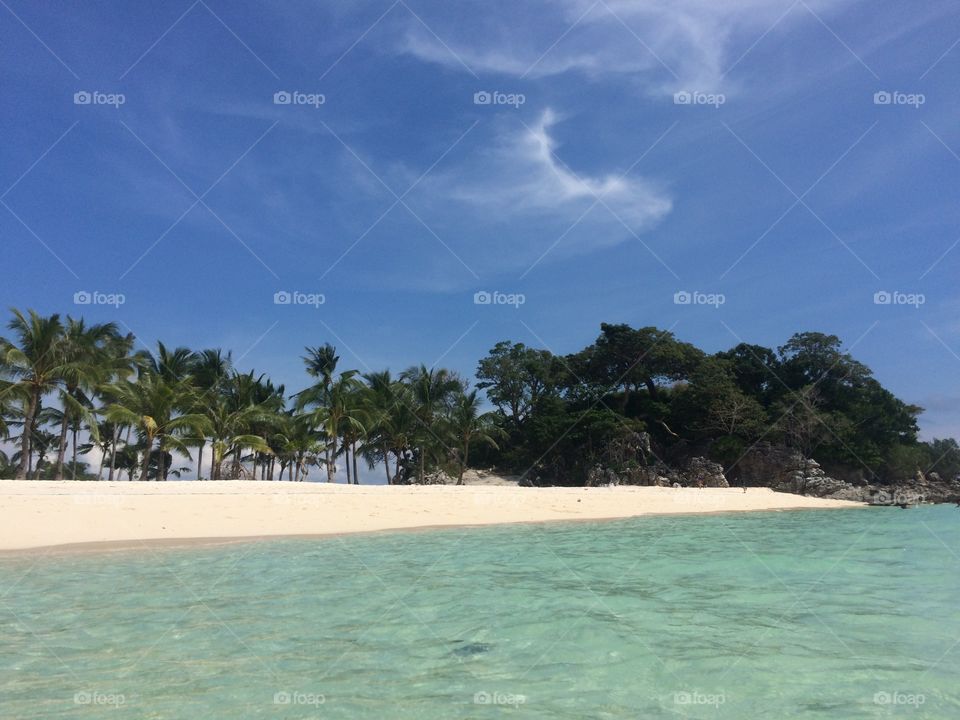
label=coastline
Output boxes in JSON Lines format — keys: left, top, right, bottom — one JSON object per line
{"left": 0, "top": 480, "right": 865, "bottom": 554}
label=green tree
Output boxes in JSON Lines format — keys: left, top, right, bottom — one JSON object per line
{"left": 400, "top": 365, "right": 463, "bottom": 483}
{"left": 297, "top": 371, "right": 366, "bottom": 482}
{"left": 476, "top": 341, "right": 556, "bottom": 429}
{"left": 190, "top": 348, "right": 233, "bottom": 479}
{"left": 570, "top": 323, "right": 703, "bottom": 408}
{"left": 448, "top": 389, "right": 503, "bottom": 484}
{"left": 104, "top": 373, "right": 208, "bottom": 480}
{"left": 52, "top": 317, "right": 122, "bottom": 479}
{"left": 0, "top": 309, "right": 66, "bottom": 478}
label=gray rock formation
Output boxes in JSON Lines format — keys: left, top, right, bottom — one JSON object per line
{"left": 732, "top": 441, "right": 960, "bottom": 504}
{"left": 681, "top": 457, "right": 729, "bottom": 488}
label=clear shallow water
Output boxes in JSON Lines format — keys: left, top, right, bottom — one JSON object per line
{"left": 1, "top": 507, "right": 959, "bottom": 719}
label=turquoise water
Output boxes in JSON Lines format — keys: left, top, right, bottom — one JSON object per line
{"left": 2, "top": 507, "right": 959, "bottom": 719}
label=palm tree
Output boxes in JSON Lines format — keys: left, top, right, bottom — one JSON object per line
{"left": 190, "top": 349, "right": 233, "bottom": 479}
{"left": 139, "top": 342, "right": 198, "bottom": 382}
{"left": 97, "top": 332, "right": 136, "bottom": 482}
{"left": 448, "top": 389, "right": 504, "bottom": 484}
{"left": 52, "top": 317, "right": 121, "bottom": 480}
{"left": 246, "top": 375, "right": 286, "bottom": 480}
{"left": 0, "top": 309, "right": 65, "bottom": 478}
{"left": 339, "top": 381, "right": 369, "bottom": 484}
{"left": 104, "top": 373, "right": 208, "bottom": 480}
{"left": 205, "top": 388, "right": 274, "bottom": 480}
{"left": 400, "top": 365, "right": 463, "bottom": 483}
{"left": 297, "top": 370, "right": 365, "bottom": 482}
{"left": 361, "top": 370, "right": 418, "bottom": 484}
{"left": 274, "top": 412, "right": 322, "bottom": 481}
{"left": 300, "top": 343, "right": 339, "bottom": 475}
{"left": 79, "top": 420, "right": 120, "bottom": 480}
{"left": 0, "top": 378, "right": 23, "bottom": 442}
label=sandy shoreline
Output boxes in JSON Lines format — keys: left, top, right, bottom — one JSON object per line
{"left": 0, "top": 480, "right": 864, "bottom": 553}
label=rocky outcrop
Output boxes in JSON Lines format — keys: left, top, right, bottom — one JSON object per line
{"left": 732, "top": 442, "right": 960, "bottom": 504}
{"left": 683, "top": 457, "right": 729, "bottom": 488}
{"left": 527, "top": 439, "right": 960, "bottom": 503}
{"left": 584, "top": 456, "right": 728, "bottom": 488}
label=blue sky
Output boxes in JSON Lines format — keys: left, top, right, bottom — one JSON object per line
{"left": 2, "top": 0, "right": 960, "bottom": 440}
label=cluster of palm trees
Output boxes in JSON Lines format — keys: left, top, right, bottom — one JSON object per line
{"left": 0, "top": 309, "right": 501, "bottom": 483}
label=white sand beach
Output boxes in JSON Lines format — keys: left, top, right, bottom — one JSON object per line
{"left": 0, "top": 480, "right": 863, "bottom": 552}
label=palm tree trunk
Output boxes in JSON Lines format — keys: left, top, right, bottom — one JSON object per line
{"left": 327, "top": 439, "right": 336, "bottom": 482}
{"left": 458, "top": 437, "right": 470, "bottom": 485}
{"left": 141, "top": 439, "right": 152, "bottom": 481}
{"left": 157, "top": 442, "right": 166, "bottom": 480}
{"left": 383, "top": 442, "right": 392, "bottom": 484}
{"left": 54, "top": 412, "right": 69, "bottom": 480}
{"left": 15, "top": 389, "right": 39, "bottom": 479}
{"left": 197, "top": 441, "right": 204, "bottom": 481}
{"left": 345, "top": 444, "right": 352, "bottom": 484}
{"left": 71, "top": 425, "right": 78, "bottom": 479}
{"left": 124, "top": 425, "right": 133, "bottom": 481}
{"left": 108, "top": 425, "right": 120, "bottom": 482}
{"left": 352, "top": 441, "right": 359, "bottom": 484}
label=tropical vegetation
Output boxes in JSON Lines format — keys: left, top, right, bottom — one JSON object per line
{"left": 0, "top": 310, "right": 956, "bottom": 485}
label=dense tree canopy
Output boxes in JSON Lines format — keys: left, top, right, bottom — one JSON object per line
{"left": 474, "top": 324, "right": 936, "bottom": 486}
{"left": 0, "top": 309, "right": 948, "bottom": 487}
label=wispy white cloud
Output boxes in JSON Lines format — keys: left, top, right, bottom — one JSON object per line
{"left": 397, "top": 0, "right": 852, "bottom": 92}
{"left": 438, "top": 109, "right": 671, "bottom": 228}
